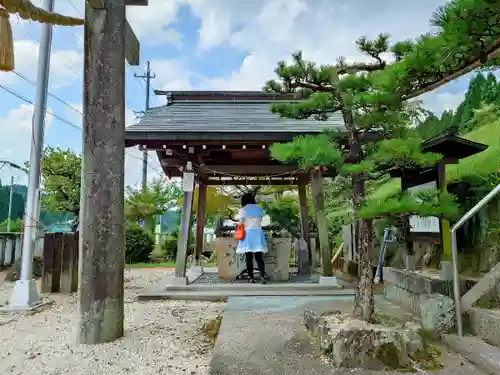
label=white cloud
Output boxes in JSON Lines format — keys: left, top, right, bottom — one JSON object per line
{"left": 150, "top": 59, "right": 195, "bottom": 91}
{"left": 0, "top": 40, "right": 82, "bottom": 89}
{"left": 126, "top": 0, "right": 184, "bottom": 48}
{"left": 421, "top": 91, "right": 466, "bottom": 116}
{"left": 136, "top": 0, "right": 452, "bottom": 106}
{"left": 0, "top": 104, "right": 53, "bottom": 186}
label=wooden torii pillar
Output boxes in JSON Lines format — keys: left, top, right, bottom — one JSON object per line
{"left": 78, "top": 0, "right": 146, "bottom": 345}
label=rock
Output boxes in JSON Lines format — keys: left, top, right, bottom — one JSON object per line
{"left": 304, "top": 310, "right": 422, "bottom": 370}
{"left": 201, "top": 314, "right": 222, "bottom": 343}
{"left": 420, "top": 294, "right": 455, "bottom": 334}
{"left": 4, "top": 256, "right": 44, "bottom": 282}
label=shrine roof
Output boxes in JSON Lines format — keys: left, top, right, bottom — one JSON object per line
{"left": 124, "top": 91, "right": 344, "bottom": 144}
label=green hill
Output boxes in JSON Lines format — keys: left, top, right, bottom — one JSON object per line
{"left": 371, "top": 117, "right": 500, "bottom": 200}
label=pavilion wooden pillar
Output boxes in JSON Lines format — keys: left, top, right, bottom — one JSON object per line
{"left": 298, "top": 182, "right": 311, "bottom": 258}
{"left": 175, "top": 162, "right": 195, "bottom": 279}
{"left": 195, "top": 180, "right": 207, "bottom": 267}
{"left": 311, "top": 169, "right": 333, "bottom": 277}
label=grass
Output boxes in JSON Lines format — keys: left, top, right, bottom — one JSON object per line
{"left": 370, "top": 118, "right": 500, "bottom": 200}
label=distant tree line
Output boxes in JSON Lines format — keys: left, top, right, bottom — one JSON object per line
{"left": 416, "top": 72, "right": 500, "bottom": 139}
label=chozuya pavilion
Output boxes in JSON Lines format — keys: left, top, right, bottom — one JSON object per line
{"left": 124, "top": 90, "right": 346, "bottom": 288}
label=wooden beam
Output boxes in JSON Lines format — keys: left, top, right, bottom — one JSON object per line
{"left": 197, "top": 165, "right": 302, "bottom": 175}
{"left": 86, "top": 0, "right": 143, "bottom": 66}
{"left": 195, "top": 181, "right": 207, "bottom": 266}
{"left": 204, "top": 179, "right": 300, "bottom": 186}
{"left": 298, "top": 183, "right": 311, "bottom": 259}
{"left": 124, "top": 20, "right": 139, "bottom": 66}
{"left": 311, "top": 170, "right": 333, "bottom": 277}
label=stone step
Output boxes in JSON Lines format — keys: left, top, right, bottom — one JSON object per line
{"left": 137, "top": 288, "right": 357, "bottom": 302}
{"left": 166, "top": 282, "right": 344, "bottom": 292}
{"left": 467, "top": 308, "right": 500, "bottom": 348}
{"left": 443, "top": 334, "right": 500, "bottom": 374}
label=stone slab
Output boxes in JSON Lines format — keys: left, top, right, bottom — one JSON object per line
{"left": 210, "top": 296, "right": 485, "bottom": 375}
{"left": 137, "top": 287, "right": 357, "bottom": 302}
{"left": 216, "top": 237, "right": 292, "bottom": 281}
{"left": 443, "top": 334, "right": 500, "bottom": 374}
{"left": 467, "top": 308, "right": 500, "bottom": 347}
{"left": 319, "top": 276, "right": 338, "bottom": 286}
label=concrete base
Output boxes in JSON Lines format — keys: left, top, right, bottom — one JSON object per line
{"left": 0, "top": 299, "right": 54, "bottom": 313}
{"left": 405, "top": 255, "right": 416, "bottom": 271}
{"left": 186, "top": 265, "right": 203, "bottom": 284}
{"left": 165, "top": 276, "right": 188, "bottom": 286}
{"left": 138, "top": 283, "right": 353, "bottom": 301}
{"left": 319, "top": 276, "right": 338, "bottom": 286}
{"left": 7, "top": 279, "right": 41, "bottom": 308}
{"left": 440, "top": 261, "right": 453, "bottom": 281}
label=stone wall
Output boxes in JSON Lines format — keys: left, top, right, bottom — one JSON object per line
{"left": 383, "top": 267, "right": 475, "bottom": 315}
{"left": 216, "top": 237, "right": 292, "bottom": 281}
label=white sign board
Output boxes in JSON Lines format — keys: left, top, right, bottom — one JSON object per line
{"left": 182, "top": 171, "right": 195, "bottom": 192}
{"left": 407, "top": 181, "right": 440, "bottom": 233}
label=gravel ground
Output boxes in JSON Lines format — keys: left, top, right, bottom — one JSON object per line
{"left": 0, "top": 268, "right": 225, "bottom": 375}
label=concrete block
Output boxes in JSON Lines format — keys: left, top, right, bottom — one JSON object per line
{"left": 467, "top": 307, "right": 500, "bottom": 347}
{"left": 420, "top": 294, "right": 455, "bottom": 333}
{"left": 319, "top": 276, "right": 338, "bottom": 286}
{"left": 186, "top": 265, "right": 203, "bottom": 283}
{"left": 443, "top": 334, "right": 500, "bottom": 374}
{"left": 440, "top": 261, "right": 453, "bottom": 281}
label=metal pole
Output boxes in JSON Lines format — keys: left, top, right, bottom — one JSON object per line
{"left": 450, "top": 183, "right": 500, "bottom": 337}
{"left": 7, "top": 175, "right": 14, "bottom": 232}
{"left": 9, "top": 0, "right": 54, "bottom": 308}
{"left": 135, "top": 61, "right": 155, "bottom": 190}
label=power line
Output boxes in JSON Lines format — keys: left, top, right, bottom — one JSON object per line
{"left": 12, "top": 71, "right": 82, "bottom": 115}
{"left": 0, "top": 84, "right": 164, "bottom": 176}
{"left": 0, "top": 83, "right": 81, "bottom": 130}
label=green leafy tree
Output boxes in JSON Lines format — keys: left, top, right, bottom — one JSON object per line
{"left": 263, "top": 0, "right": 495, "bottom": 319}
{"left": 125, "top": 179, "right": 183, "bottom": 233}
{"left": 30, "top": 147, "right": 82, "bottom": 230}
{"left": 262, "top": 195, "right": 301, "bottom": 237}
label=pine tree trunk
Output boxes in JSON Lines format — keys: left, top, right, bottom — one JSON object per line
{"left": 352, "top": 215, "right": 374, "bottom": 321}
{"left": 340, "top": 106, "right": 375, "bottom": 322}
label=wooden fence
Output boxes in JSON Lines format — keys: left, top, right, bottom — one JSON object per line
{"left": 41, "top": 232, "right": 79, "bottom": 293}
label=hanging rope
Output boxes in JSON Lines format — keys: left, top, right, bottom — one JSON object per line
{"left": 0, "top": 0, "right": 84, "bottom": 72}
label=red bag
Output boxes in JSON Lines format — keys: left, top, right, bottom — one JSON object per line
{"left": 234, "top": 224, "right": 246, "bottom": 241}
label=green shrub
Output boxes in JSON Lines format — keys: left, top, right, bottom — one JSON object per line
{"left": 162, "top": 236, "right": 178, "bottom": 261}
{"left": 125, "top": 225, "right": 154, "bottom": 264}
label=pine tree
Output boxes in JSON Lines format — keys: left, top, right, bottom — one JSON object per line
{"left": 266, "top": 39, "right": 460, "bottom": 322}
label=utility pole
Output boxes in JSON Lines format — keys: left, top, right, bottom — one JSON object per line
{"left": 134, "top": 61, "right": 155, "bottom": 191}
{"left": 8, "top": 0, "right": 54, "bottom": 309}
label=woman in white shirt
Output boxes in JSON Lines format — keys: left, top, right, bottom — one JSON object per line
{"left": 236, "top": 193, "right": 267, "bottom": 283}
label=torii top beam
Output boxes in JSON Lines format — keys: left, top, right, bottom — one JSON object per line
{"left": 85, "top": 0, "right": 148, "bottom": 66}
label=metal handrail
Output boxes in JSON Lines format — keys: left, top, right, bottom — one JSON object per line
{"left": 451, "top": 183, "right": 500, "bottom": 337}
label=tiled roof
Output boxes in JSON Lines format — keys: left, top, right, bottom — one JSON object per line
{"left": 125, "top": 91, "right": 344, "bottom": 135}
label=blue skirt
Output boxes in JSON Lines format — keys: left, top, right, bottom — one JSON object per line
{"left": 236, "top": 228, "right": 268, "bottom": 254}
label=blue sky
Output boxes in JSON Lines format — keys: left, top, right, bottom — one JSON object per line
{"left": 0, "top": 0, "right": 486, "bottom": 188}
